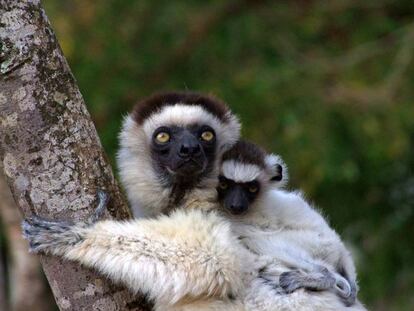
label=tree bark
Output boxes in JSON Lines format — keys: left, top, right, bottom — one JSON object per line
{"left": 0, "top": 232, "right": 7, "bottom": 311}
{"left": 0, "top": 172, "right": 56, "bottom": 311}
{"left": 0, "top": 1, "right": 150, "bottom": 310}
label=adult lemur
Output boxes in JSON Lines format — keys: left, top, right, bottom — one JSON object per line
{"left": 217, "top": 140, "right": 367, "bottom": 310}
{"left": 22, "top": 92, "right": 364, "bottom": 310}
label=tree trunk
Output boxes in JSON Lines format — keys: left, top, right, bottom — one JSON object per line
{"left": 0, "top": 230, "right": 7, "bottom": 311}
{"left": 0, "top": 1, "right": 150, "bottom": 310}
{"left": 0, "top": 172, "right": 56, "bottom": 311}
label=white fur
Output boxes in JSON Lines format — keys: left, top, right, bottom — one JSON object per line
{"left": 142, "top": 104, "right": 241, "bottom": 153}
{"left": 231, "top": 189, "right": 366, "bottom": 311}
{"left": 246, "top": 279, "right": 366, "bottom": 311}
{"left": 51, "top": 208, "right": 256, "bottom": 311}
{"left": 117, "top": 116, "right": 171, "bottom": 217}
{"left": 221, "top": 154, "right": 288, "bottom": 187}
{"left": 219, "top": 154, "right": 365, "bottom": 310}
{"left": 221, "top": 160, "right": 263, "bottom": 183}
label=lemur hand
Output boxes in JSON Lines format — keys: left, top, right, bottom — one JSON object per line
{"left": 22, "top": 215, "right": 77, "bottom": 253}
{"left": 279, "top": 266, "right": 357, "bottom": 306}
{"left": 279, "top": 267, "right": 336, "bottom": 293}
{"left": 333, "top": 274, "right": 357, "bottom": 306}
{"left": 87, "top": 190, "right": 110, "bottom": 224}
{"left": 22, "top": 190, "right": 109, "bottom": 253}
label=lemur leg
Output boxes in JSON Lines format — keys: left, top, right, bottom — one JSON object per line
{"left": 22, "top": 192, "right": 243, "bottom": 308}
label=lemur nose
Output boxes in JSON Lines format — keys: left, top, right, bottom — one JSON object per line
{"left": 179, "top": 143, "right": 201, "bottom": 157}
{"left": 230, "top": 204, "right": 247, "bottom": 215}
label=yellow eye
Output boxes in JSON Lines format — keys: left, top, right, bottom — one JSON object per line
{"left": 219, "top": 181, "right": 228, "bottom": 190}
{"left": 155, "top": 132, "right": 170, "bottom": 144}
{"left": 201, "top": 131, "right": 214, "bottom": 142}
{"left": 248, "top": 186, "right": 258, "bottom": 193}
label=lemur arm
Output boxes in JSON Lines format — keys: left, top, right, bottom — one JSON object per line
{"left": 258, "top": 190, "right": 358, "bottom": 305}
{"left": 256, "top": 229, "right": 357, "bottom": 306}
{"left": 22, "top": 193, "right": 243, "bottom": 307}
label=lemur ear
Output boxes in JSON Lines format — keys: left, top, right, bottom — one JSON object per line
{"left": 265, "top": 154, "right": 288, "bottom": 188}
{"left": 270, "top": 164, "right": 283, "bottom": 182}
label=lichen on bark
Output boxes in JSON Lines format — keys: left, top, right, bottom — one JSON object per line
{"left": 0, "top": 1, "right": 149, "bottom": 310}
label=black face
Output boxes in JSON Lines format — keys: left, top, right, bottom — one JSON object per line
{"left": 217, "top": 175, "right": 261, "bottom": 215}
{"left": 151, "top": 124, "right": 217, "bottom": 182}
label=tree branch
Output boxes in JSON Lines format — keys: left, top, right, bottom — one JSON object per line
{"left": 0, "top": 1, "right": 149, "bottom": 310}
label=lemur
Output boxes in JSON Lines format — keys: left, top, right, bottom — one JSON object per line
{"left": 23, "top": 92, "right": 250, "bottom": 311}
{"left": 22, "top": 92, "right": 359, "bottom": 311}
{"left": 218, "top": 140, "right": 367, "bottom": 311}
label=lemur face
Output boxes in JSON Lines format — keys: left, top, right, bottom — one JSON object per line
{"left": 151, "top": 124, "right": 217, "bottom": 177}
{"left": 218, "top": 140, "right": 287, "bottom": 215}
{"left": 217, "top": 174, "right": 261, "bottom": 215}
{"left": 119, "top": 91, "right": 241, "bottom": 188}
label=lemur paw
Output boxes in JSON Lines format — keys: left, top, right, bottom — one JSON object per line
{"left": 280, "top": 268, "right": 337, "bottom": 293}
{"left": 22, "top": 190, "right": 109, "bottom": 253}
{"left": 314, "top": 266, "right": 337, "bottom": 289}
{"left": 334, "top": 276, "right": 357, "bottom": 306}
{"left": 279, "top": 270, "right": 304, "bottom": 293}
{"left": 22, "top": 216, "right": 73, "bottom": 253}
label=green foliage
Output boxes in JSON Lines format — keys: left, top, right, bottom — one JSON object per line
{"left": 43, "top": 1, "right": 414, "bottom": 309}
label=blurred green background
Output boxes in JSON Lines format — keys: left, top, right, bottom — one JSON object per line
{"left": 41, "top": 0, "right": 414, "bottom": 310}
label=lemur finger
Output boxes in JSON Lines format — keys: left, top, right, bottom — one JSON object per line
{"left": 314, "top": 265, "right": 330, "bottom": 274}
{"left": 342, "top": 291, "right": 357, "bottom": 307}
{"left": 27, "top": 215, "right": 73, "bottom": 229}
{"left": 89, "top": 190, "right": 110, "bottom": 223}
{"left": 21, "top": 220, "right": 35, "bottom": 236}
{"left": 21, "top": 220, "right": 49, "bottom": 252}
{"left": 336, "top": 278, "right": 357, "bottom": 306}
{"left": 279, "top": 270, "right": 304, "bottom": 293}
{"left": 333, "top": 275, "right": 352, "bottom": 299}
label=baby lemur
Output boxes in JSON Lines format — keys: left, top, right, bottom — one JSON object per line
{"left": 218, "top": 140, "right": 366, "bottom": 310}
{"left": 22, "top": 92, "right": 365, "bottom": 311}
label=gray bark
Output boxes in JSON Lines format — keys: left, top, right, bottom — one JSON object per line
{"left": 0, "top": 1, "right": 150, "bottom": 310}
{"left": 0, "top": 172, "right": 56, "bottom": 311}
{"left": 0, "top": 229, "right": 7, "bottom": 311}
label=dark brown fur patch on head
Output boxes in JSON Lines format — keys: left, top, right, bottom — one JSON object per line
{"left": 221, "top": 140, "right": 266, "bottom": 168}
{"left": 132, "top": 91, "right": 231, "bottom": 125}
